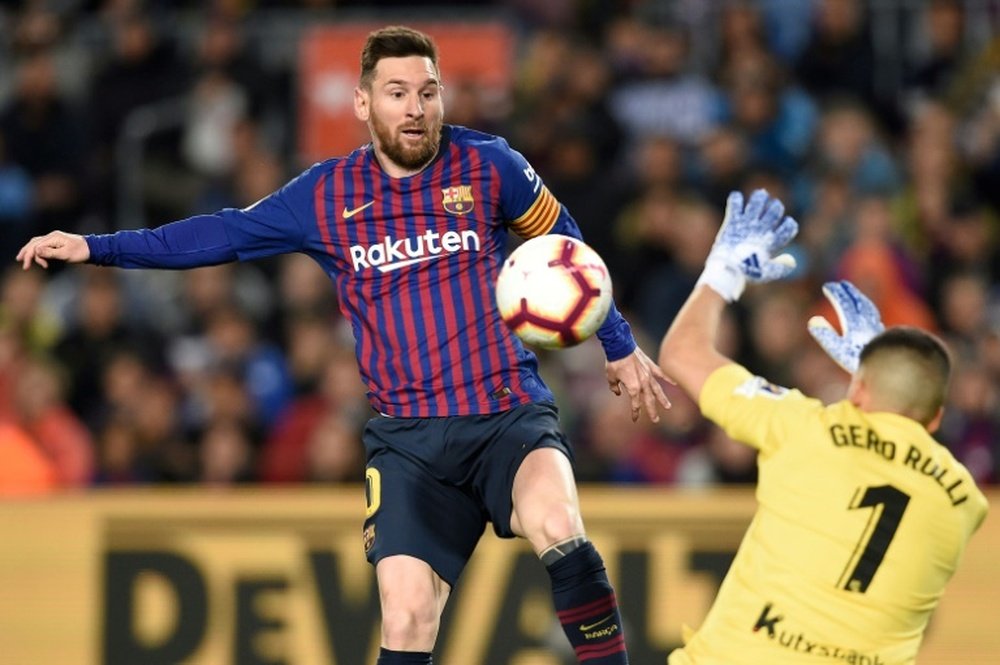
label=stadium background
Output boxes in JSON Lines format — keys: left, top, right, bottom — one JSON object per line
{"left": 0, "top": 0, "right": 998, "bottom": 663}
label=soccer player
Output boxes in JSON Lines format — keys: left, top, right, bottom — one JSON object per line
{"left": 657, "top": 189, "right": 988, "bottom": 664}
{"left": 17, "top": 25, "right": 670, "bottom": 664}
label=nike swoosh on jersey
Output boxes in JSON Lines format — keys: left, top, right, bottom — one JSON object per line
{"left": 342, "top": 200, "right": 375, "bottom": 219}
{"left": 579, "top": 614, "right": 613, "bottom": 632}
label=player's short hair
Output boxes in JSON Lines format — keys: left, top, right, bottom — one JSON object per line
{"left": 858, "top": 326, "right": 951, "bottom": 426}
{"left": 360, "top": 25, "right": 439, "bottom": 89}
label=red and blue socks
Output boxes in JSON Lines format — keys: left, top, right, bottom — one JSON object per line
{"left": 545, "top": 540, "right": 628, "bottom": 663}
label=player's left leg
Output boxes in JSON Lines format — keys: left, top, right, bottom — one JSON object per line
{"left": 510, "top": 448, "right": 629, "bottom": 664}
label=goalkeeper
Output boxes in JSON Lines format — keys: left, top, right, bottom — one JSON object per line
{"left": 658, "top": 190, "right": 988, "bottom": 664}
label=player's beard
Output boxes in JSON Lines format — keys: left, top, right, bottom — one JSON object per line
{"left": 371, "top": 111, "right": 441, "bottom": 172}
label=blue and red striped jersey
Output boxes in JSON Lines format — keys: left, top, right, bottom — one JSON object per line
{"left": 87, "top": 125, "right": 636, "bottom": 417}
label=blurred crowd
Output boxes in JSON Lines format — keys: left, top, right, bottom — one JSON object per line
{"left": 0, "top": 0, "right": 998, "bottom": 494}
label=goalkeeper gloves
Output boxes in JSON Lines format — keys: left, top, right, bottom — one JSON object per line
{"left": 807, "top": 280, "right": 885, "bottom": 374}
{"left": 696, "top": 189, "right": 799, "bottom": 303}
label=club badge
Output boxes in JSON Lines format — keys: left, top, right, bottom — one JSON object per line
{"left": 442, "top": 185, "right": 474, "bottom": 216}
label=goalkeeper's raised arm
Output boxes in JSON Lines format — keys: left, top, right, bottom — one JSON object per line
{"left": 658, "top": 188, "right": 798, "bottom": 398}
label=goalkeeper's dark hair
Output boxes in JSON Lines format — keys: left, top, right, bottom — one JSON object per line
{"left": 360, "top": 26, "right": 439, "bottom": 89}
{"left": 858, "top": 326, "right": 951, "bottom": 426}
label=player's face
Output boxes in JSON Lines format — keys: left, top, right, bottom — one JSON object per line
{"left": 357, "top": 55, "right": 443, "bottom": 175}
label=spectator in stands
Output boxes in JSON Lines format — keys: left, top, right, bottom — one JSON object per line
{"left": 0, "top": 131, "right": 34, "bottom": 261}
{"left": 936, "top": 271, "right": 992, "bottom": 351}
{"left": 937, "top": 360, "right": 1000, "bottom": 485}
{"left": 127, "top": 373, "right": 193, "bottom": 482}
{"left": 743, "top": 285, "right": 811, "bottom": 388}
{"left": 53, "top": 267, "right": 164, "bottom": 429}
{"left": 202, "top": 304, "right": 293, "bottom": 430}
{"left": 825, "top": 192, "right": 936, "bottom": 330}
{"left": 85, "top": 11, "right": 190, "bottom": 224}
{"left": 690, "top": 126, "right": 751, "bottom": 210}
{"left": 574, "top": 389, "right": 690, "bottom": 484}
{"left": 926, "top": 198, "right": 1000, "bottom": 311}
{"left": 12, "top": 355, "right": 94, "bottom": 487}
{"left": 630, "top": 195, "right": 721, "bottom": 339}
{"left": 198, "top": 417, "right": 256, "bottom": 485}
{"left": 717, "top": 48, "right": 818, "bottom": 177}
{"left": 259, "top": 343, "right": 367, "bottom": 483}
{"left": 608, "top": 19, "right": 722, "bottom": 148}
{"left": 0, "top": 420, "right": 57, "bottom": 495}
{"left": 304, "top": 412, "right": 365, "bottom": 484}
{"left": 0, "top": 265, "right": 60, "bottom": 355}
{"left": 267, "top": 252, "right": 340, "bottom": 347}
{"left": 810, "top": 98, "right": 900, "bottom": 195}
{"left": 795, "top": 0, "right": 877, "bottom": 109}
{"left": 0, "top": 50, "right": 86, "bottom": 237}
{"left": 904, "top": 0, "right": 969, "bottom": 103}
{"left": 92, "top": 414, "right": 148, "bottom": 485}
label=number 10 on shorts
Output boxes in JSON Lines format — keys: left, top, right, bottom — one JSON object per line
{"left": 366, "top": 468, "right": 382, "bottom": 519}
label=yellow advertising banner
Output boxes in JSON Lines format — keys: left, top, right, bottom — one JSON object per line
{"left": 0, "top": 488, "right": 995, "bottom": 664}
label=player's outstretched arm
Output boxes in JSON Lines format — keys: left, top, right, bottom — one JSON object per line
{"left": 659, "top": 190, "right": 799, "bottom": 400}
{"left": 17, "top": 231, "right": 90, "bottom": 270}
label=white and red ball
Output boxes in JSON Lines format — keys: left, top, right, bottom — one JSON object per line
{"left": 495, "top": 234, "right": 613, "bottom": 349}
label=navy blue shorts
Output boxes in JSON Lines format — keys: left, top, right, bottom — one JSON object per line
{"left": 361, "top": 401, "right": 573, "bottom": 587}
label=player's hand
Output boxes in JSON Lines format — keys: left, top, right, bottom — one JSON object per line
{"left": 808, "top": 280, "right": 885, "bottom": 374}
{"left": 16, "top": 231, "right": 90, "bottom": 270}
{"left": 696, "top": 189, "right": 799, "bottom": 302}
{"left": 606, "top": 347, "right": 673, "bottom": 422}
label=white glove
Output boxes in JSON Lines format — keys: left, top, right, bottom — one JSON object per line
{"left": 808, "top": 280, "right": 885, "bottom": 374}
{"left": 696, "top": 189, "right": 799, "bottom": 302}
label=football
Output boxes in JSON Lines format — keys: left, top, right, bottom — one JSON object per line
{"left": 495, "top": 234, "right": 613, "bottom": 348}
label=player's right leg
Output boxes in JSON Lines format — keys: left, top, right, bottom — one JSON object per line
{"left": 375, "top": 555, "right": 450, "bottom": 662}
{"left": 362, "top": 414, "right": 488, "bottom": 664}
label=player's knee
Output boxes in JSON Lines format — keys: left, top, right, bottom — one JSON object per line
{"left": 529, "top": 501, "right": 584, "bottom": 549}
{"left": 380, "top": 600, "right": 440, "bottom": 649}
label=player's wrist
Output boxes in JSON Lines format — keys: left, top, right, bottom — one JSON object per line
{"left": 696, "top": 255, "right": 746, "bottom": 303}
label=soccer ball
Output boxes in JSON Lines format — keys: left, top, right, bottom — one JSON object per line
{"left": 495, "top": 234, "right": 613, "bottom": 349}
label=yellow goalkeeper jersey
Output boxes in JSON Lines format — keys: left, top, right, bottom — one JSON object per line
{"left": 668, "top": 364, "right": 988, "bottom": 665}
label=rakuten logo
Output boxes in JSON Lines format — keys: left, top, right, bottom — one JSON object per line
{"left": 350, "top": 229, "right": 481, "bottom": 272}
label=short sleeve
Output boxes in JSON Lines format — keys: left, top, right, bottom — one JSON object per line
{"left": 699, "top": 364, "right": 822, "bottom": 457}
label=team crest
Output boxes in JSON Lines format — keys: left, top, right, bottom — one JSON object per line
{"left": 363, "top": 524, "right": 376, "bottom": 554}
{"left": 442, "top": 185, "right": 474, "bottom": 215}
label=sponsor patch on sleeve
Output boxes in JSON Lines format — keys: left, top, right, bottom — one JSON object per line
{"left": 733, "top": 376, "right": 790, "bottom": 400}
